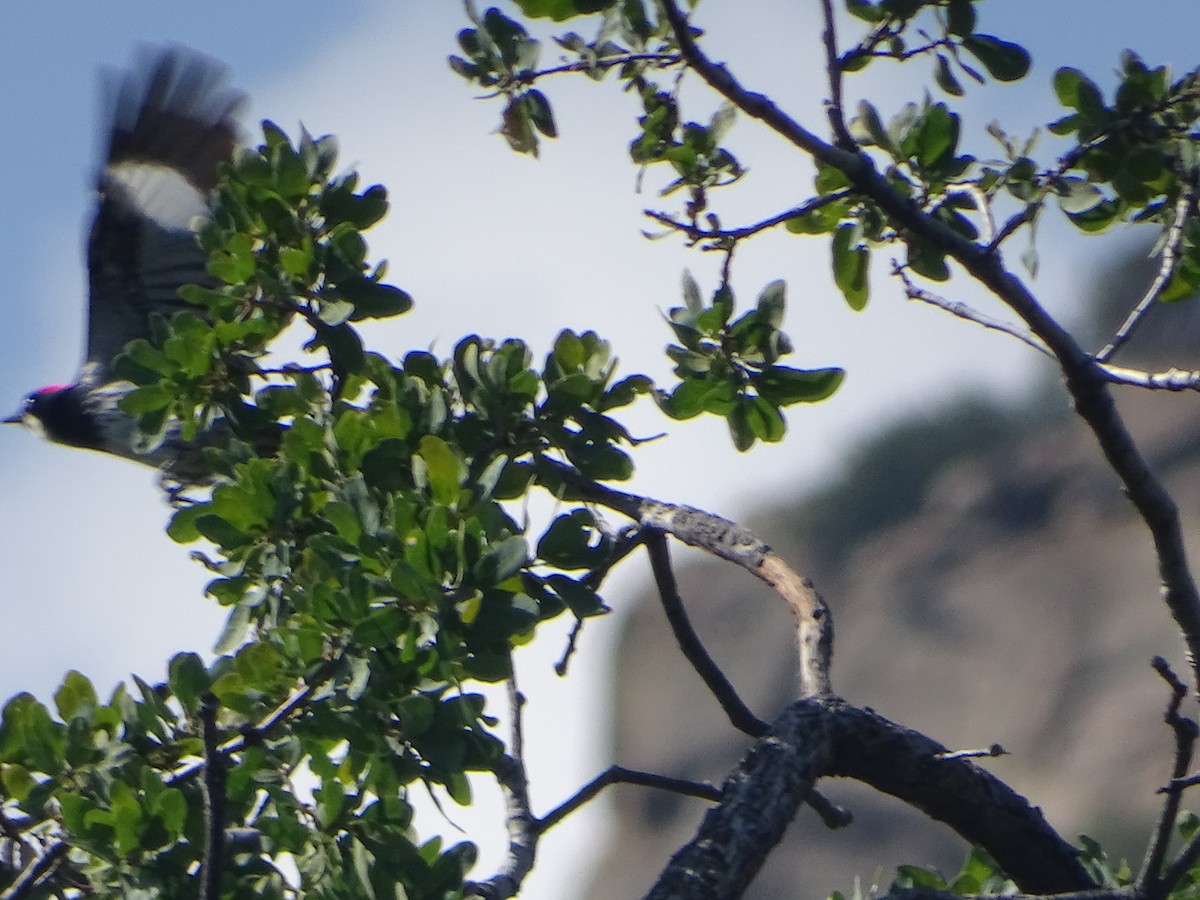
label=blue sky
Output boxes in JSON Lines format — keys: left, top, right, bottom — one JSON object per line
{"left": 1, "top": 3, "right": 1197, "bottom": 896}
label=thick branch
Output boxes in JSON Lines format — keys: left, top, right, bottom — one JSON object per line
{"left": 649, "top": 699, "right": 1093, "bottom": 898}
{"left": 646, "top": 700, "right": 833, "bottom": 899}
{"left": 824, "top": 702, "right": 1092, "bottom": 894}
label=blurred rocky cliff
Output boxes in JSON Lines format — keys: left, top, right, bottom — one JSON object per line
{"left": 583, "top": 248, "right": 1200, "bottom": 898}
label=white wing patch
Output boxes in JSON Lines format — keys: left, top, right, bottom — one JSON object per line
{"left": 105, "top": 160, "right": 209, "bottom": 232}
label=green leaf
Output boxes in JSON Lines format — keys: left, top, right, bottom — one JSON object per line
{"left": 1064, "top": 198, "right": 1121, "bottom": 233}
{"left": 538, "top": 509, "right": 604, "bottom": 569}
{"left": 478, "top": 535, "right": 530, "bottom": 585}
{"left": 513, "top": 0, "right": 615, "bottom": 19}
{"left": 756, "top": 366, "right": 845, "bottom": 406}
{"left": 1053, "top": 67, "right": 1106, "bottom": 117}
{"left": 756, "top": 280, "right": 786, "bottom": 327}
{"left": 962, "top": 35, "right": 1031, "bottom": 82}
{"left": 526, "top": 89, "right": 558, "bottom": 138}
{"left": 913, "top": 103, "right": 959, "bottom": 170}
{"left": 167, "top": 653, "right": 211, "bottom": 715}
{"left": 417, "top": 435, "right": 463, "bottom": 506}
{"left": 934, "top": 54, "right": 964, "bottom": 96}
{"left": 1056, "top": 178, "right": 1106, "bottom": 214}
{"left": 110, "top": 780, "right": 143, "bottom": 855}
{"left": 53, "top": 671, "right": 97, "bottom": 722}
{"left": 945, "top": 0, "right": 975, "bottom": 37}
{"left": 118, "top": 384, "right": 174, "bottom": 415}
{"left": 832, "top": 223, "right": 870, "bottom": 310}
{"left": 545, "top": 574, "right": 607, "bottom": 617}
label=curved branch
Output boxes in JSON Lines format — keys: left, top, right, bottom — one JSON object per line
{"left": 543, "top": 458, "right": 833, "bottom": 697}
{"left": 1138, "top": 657, "right": 1197, "bottom": 894}
{"left": 824, "top": 702, "right": 1091, "bottom": 894}
{"left": 1096, "top": 191, "right": 1193, "bottom": 363}
{"left": 644, "top": 530, "right": 769, "bottom": 736}
{"left": 467, "top": 680, "right": 537, "bottom": 900}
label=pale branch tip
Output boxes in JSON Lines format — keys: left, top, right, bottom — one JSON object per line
{"left": 1096, "top": 190, "right": 1194, "bottom": 364}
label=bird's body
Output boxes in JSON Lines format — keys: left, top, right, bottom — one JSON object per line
{"left": 6, "top": 46, "right": 246, "bottom": 483}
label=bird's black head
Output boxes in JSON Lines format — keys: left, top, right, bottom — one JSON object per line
{"left": 5, "top": 385, "right": 105, "bottom": 451}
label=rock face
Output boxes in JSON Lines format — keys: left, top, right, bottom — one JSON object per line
{"left": 583, "top": 364, "right": 1200, "bottom": 897}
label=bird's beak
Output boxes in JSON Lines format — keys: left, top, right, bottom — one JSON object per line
{"left": 3, "top": 410, "right": 24, "bottom": 425}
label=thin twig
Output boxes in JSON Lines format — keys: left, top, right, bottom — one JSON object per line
{"left": 805, "top": 789, "right": 853, "bottom": 829}
{"left": 644, "top": 529, "right": 769, "bottom": 737}
{"left": 508, "top": 52, "right": 681, "bottom": 86}
{"left": 554, "top": 618, "right": 584, "bottom": 676}
{"left": 1096, "top": 192, "right": 1194, "bottom": 363}
{"left": 167, "top": 661, "right": 335, "bottom": 786}
{"left": 819, "top": 0, "right": 856, "bottom": 148}
{"left": 535, "top": 765, "right": 721, "bottom": 834}
{"left": 645, "top": 191, "right": 850, "bottom": 247}
{"left": 1142, "top": 657, "right": 1199, "bottom": 894}
{"left": 1096, "top": 363, "right": 1200, "bottom": 391}
{"left": 465, "top": 677, "right": 538, "bottom": 900}
{"left": 895, "top": 263, "right": 1053, "bottom": 357}
{"left": 556, "top": 527, "right": 645, "bottom": 676}
{"left": 198, "top": 694, "right": 227, "bottom": 900}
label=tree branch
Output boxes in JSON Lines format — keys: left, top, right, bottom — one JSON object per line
{"left": 644, "top": 529, "right": 770, "bottom": 736}
{"left": 1138, "top": 656, "right": 1197, "bottom": 894}
{"left": 644, "top": 190, "right": 849, "bottom": 246}
{"left": 166, "top": 660, "right": 336, "bottom": 786}
{"left": 895, "top": 263, "right": 1053, "bottom": 357}
{"left": 646, "top": 700, "right": 833, "bottom": 899}
{"left": 819, "top": 0, "right": 856, "bottom": 148}
{"left": 198, "top": 694, "right": 227, "bottom": 900}
{"left": 542, "top": 458, "right": 834, "bottom": 697}
{"left": 648, "top": 698, "right": 1094, "bottom": 899}
{"left": 0, "top": 841, "right": 67, "bottom": 900}
{"left": 659, "top": 0, "right": 1200, "bottom": 693}
{"left": 1096, "top": 191, "right": 1193, "bottom": 363}
{"left": 536, "top": 765, "right": 722, "bottom": 834}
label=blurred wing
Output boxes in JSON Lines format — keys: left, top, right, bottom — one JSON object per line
{"left": 85, "top": 46, "right": 244, "bottom": 378}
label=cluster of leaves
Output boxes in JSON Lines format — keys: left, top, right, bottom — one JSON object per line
{"left": 0, "top": 121, "right": 655, "bottom": 896}
{"left": 114, "top": 122, "right": 411, "bottom": 453}
{"left": 840, "top": 0, "right": 1030, "bottom": 96}
{"left": 659, "top": 274, "right": 844, "bottom": 450}
{"left": 1045, "top": 54, "right": 1200, "bottom": 301}
{"left": 828, "top": 845, "right": 1016, "bottom": 899}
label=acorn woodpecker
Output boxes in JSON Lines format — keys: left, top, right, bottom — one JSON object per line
{"left": 5, "top": 46, "right": 246, "bottom": 483}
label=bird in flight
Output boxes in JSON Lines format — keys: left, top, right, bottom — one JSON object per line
{"left": 6, "top": 46, "right": 246, "bottom": 484}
